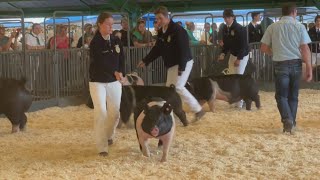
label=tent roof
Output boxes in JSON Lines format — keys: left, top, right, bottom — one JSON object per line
{"left": 0, "top": 0, "right": 319, "bottom": 18}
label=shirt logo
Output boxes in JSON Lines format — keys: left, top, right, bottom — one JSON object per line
{"left": 115, "top": 45, "right": 120, "bottom": 53}
{"left": 231, "top": 30, "right": 235, "bottom": 36}
{"left": 167, "top": 35, "right": 171, "bottom": 43}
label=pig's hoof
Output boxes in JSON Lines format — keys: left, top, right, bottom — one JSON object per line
{"left": 11, "top": 125, "right": 20, "bottom": 133}
{"left": 108, "top": 139, "right": 113, "bottom": 146}
{"left": 99, "top": 152, "right": 108, "bottom": 157}
{"left": 182, "top": 121, "right": 189, "bottom": 126}
{"left": 160, "top": 158, "right": 167, "bottom": 163}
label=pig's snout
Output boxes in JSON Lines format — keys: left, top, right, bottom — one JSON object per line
{"left": 151, "top": 126, "right": 159, "bottom": 137}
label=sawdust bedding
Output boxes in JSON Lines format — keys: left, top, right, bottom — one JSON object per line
{"left": 0, "top": 90, "right": 320, "bottom": 179}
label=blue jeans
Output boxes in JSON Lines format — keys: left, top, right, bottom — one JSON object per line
{"left": 273, "top": 60, "right": 302, "bottom": 126}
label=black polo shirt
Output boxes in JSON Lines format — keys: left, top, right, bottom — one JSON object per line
{"left": 143, "top": 20, "right": 192, "bottom": 71}
{"left": 222, "top": 20, "right": 249, "bottom": 60}
{"left": 89, "top": 31, "right": 125, "bottom": 83}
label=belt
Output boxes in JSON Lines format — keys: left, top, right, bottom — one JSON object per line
{"left": 273, "top": 59, "right": 301, "bottom": 65}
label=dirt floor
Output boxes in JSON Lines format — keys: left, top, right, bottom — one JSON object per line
{"left": 1, "top": 90, "right": 320, "bottom": 180}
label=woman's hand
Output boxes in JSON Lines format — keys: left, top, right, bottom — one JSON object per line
{"left": 114, "top": 71, "right": 123, "bottom": 81}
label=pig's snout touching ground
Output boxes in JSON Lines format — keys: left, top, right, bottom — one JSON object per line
{"left": 151, "top": 126, "right": 160, "bottom": 137}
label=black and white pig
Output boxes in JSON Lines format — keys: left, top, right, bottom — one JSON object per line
{"left": 0, "top": 77, "right": 32, "bottom": 133}
{"left": 134, "top": 97, "right": 175, "bottom": 162}
{"left": 186, "top": 74, "right": 261, "bottom": 111}
{"left": 121, "top": 85, "right": 188, "bottom": 126}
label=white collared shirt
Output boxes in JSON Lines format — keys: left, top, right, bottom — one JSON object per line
{"left": 25, "top": 32, "right": 45, "bottom": 47}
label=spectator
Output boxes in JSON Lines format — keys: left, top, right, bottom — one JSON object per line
{"left": 132, "top": 19, "right": 154, "bottom": 47}
{"left": 83, "top": 35, "right": 93, "bottom": 49}
{"left": 217, "top": 23, "right": 226, "bottom": 47}
{"left": 119, "top": 17, "right": 132, "bottom": 46}
{"left": 151, "top": 20, "right": 160, "bottom": 40}
{"left": 112, "top": 30, "right": 122, "bottom": 40}
{"left": 209, "top": 23, "right": 218, "bottom": 45}
{"left": 200, "top": 22, "right": 212, "bottom": 45}
{"left": 25, "top": 23, "right": 45, "bottom": 50}
{"left": 248, "top": 12, "right": 263, "bottom": 43}
{"left": 177, "top": 21, "right": 183, "bottom": 26}
{"left": 308, "top": 22, "right": 315, "bottom": 30}
{"left": 308, "top": 15, "right": 320, "bottom": 66}
{"left": 0, "top": 26, "right": 18, "bottom": 51}
{"left": 261, "top": 17, "right": 274, "bottom": 34}
{"left": 186, "top": 21, "right": 204, "bottom": 45}
{"left": 49, "top": 25, "right": 69, "bottom": 49}
{"left": 76, "top": 23, "right": 93, "bottom": 48}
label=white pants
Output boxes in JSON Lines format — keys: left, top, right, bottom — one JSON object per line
{"left": 89, "top": 81, "right": 122, "bottom": 153}
{"left": 227, "top": 54, "right": 249, "bottom": 75}
{"left": 166, "top": 60, "right": 202, "bottom": 113}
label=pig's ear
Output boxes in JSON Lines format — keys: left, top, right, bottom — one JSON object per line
{"left": 162, "top": 102, "right": 172, "bottom": 115}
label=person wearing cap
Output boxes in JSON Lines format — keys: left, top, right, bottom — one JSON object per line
{"left": 137, "top": 6, "right": 206, "bottom": 123}
{"left": 260, "top": 3, "right": 312, "bottom": 133}
{"left": 218, "top": 9, "right": 249, "bottom": 109}
{"left": 248, "top": 12, "right": 263, "bottom": 43}
{"left": 218, "top": 8, "right": 249, "bottom": 75}
{"left": 76, "top": 23, "right": 94, "bottom": 48}
{"left": 132, "top": 19, "right": 154, "bottom": 47}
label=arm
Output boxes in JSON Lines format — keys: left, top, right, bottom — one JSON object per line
{"left": 142, "top": 38, "right": 161, "bottom": 66}
{"left": 260, "top": 43, "right": 272, "bottom": 55}
{"left": 2, "top": 36, "right": 14, "bottom": 51}
{"left": 236, "top": 26, "right": 248, "bottom": 60}
{"left": 118, "top": 41, "right": 125, "bottom": 74}
{"left": 76, "top": 36, "right": 82, "bottom": 48}
{"left": 177, "top": 28, "right": 190, "bottom": 71}
{"left": 260, "top": 26, "right": 272, "bottom": 55}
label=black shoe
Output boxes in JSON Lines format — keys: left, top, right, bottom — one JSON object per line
{"left": 195, "top": 109, "right": 206, "bottom": 121}
{"left": 282, "top": 119, "right": 294, "bottom": 134}
{"left": 99, "top": 152, "right": 108, "bottom": 157}
{"left": 108, "top": 139, "right": 113, "bottom": 145}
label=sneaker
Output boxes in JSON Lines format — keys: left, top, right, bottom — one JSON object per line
{"left": 282, "top": 119, "right": 294, "bottom": 134}
{"left": 99, "top": 152, "right": 108, "bottom": 157}
{"left": 195, "top": 109, "right": 206, "bottom": 121}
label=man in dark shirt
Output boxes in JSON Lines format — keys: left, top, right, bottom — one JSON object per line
{"left": 119, "top": 17, "right": 132, "bottom": 46}
{"left": 308, "top": 15, "right": 320, "bottom": 66}
{"left": 248, "top": 12, "right": 263, "bottom": 43}
{"left": 218, "top": 9, "right": 250, "bottom": 108}
{"left": 137, "top": 6, "right": 206, "bottom": 122}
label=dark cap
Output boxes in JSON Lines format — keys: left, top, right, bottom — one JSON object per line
{"left": 223, "top": 9, "right": 234, "bottom": 18}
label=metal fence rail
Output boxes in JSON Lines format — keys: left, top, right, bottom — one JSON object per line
{"left": 1, "top": 42, "right": 320, "bottom": 104}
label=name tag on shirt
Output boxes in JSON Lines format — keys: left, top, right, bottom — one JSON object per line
{"left": 102, "top": 50, "right": 113, "bottom": 53}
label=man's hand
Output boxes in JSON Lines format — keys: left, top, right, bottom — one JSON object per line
{"left": 137, "top": 61, "right": 145, "bottom": 68}
{"left": 305, "top": 64, "right": 313, "bottom": 82}
{"left": 218, "top": 53, "right": 225, "bottom": 61}
{"left": 234, "top": 59, "right": 240, "bottom": 67}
